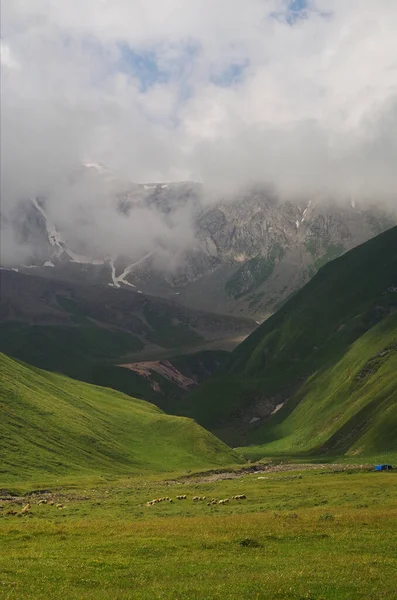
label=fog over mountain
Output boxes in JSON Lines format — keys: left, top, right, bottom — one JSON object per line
{"left": 1, "top": 0, "right": 397, "bottom": 266}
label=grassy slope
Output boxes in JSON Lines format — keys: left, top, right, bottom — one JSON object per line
{"left": 186, "top": 226, "right": 397, "bottom": 457}
{"left": 242, "top": 312, "right": 397, "bottom": 460}
{"left": 0, "top": 353, "right": 241, "bottom": 481}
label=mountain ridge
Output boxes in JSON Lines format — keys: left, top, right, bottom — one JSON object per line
{"left": 5, "top": 165, "right": 396, "bottom": 319}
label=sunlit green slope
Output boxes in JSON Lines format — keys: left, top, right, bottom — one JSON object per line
{"left": 0, "top": 353, "right": 241, "bottom": 481}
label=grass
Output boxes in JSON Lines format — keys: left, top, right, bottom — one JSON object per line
{"left": 1, "top": 466, "right": 397, "bottom": 599}
{"left": 0, "top": 353, "right": 241, "bottom": 481}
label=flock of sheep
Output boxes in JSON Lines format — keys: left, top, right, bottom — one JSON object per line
{"left": 4, "top": 493, "right": 247, "bottom": 515}
{"left": 146, "top": 494, "right": 246, "bottom": 507}
{"left": 5, "top": 499, "right": 65, "bottom": 516}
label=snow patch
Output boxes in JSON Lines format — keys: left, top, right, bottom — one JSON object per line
{"left": 83, "top": 161, "right": 105, "bottom": 172}
{"left": 43, "top": 260, "right": 55, "bottom": 268}
{"left": 67, "top": 250, "right": 104, "bottom": 265}
{"left": 295, "top": 220, "right": 300, "bottom": 229}
{"left": 31, "top": 198, "right": 65, "bottom": 256}
{"left": 109, "top": 259, "right": 118, "bottom": 288}
{"left": 271, "top": 402, "right": 285, "bottom": 415}
{"left": 108, "top": 252, "right": 153, "bottom": 289}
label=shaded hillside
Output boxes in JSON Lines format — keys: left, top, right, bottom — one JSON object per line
{"left": 88, "top": 350, "right": 229, "bottom": 414}
{"left": 0, "top": 270, "right": 254, "bottom": 377}
{"left": 0, "top": 353, "right": 241, "bottom": 481}
{"left": 185, "top": 226, "right": 397, "bottom": 456}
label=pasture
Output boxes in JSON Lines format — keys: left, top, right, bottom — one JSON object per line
{"left": 1, "top": 464, "right": 397, "bottom": 599}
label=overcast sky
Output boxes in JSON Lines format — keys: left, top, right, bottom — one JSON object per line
{"left": 1, "top": 0, "right": 397, "bottom": 262}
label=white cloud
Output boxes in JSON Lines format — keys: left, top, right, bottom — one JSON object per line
{"left": 1, "top": 0, "right": 397, "bottom": 263}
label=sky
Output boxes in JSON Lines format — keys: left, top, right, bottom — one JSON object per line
{"left": 1, "top": 0, "right": 397, "bottom": 263}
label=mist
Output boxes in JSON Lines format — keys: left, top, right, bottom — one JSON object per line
{"left": 1, "top": 0, "right": 397, "bottom": 266}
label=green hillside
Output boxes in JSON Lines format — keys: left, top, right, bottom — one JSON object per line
{"left": 243, "top": 312, "right": 397, "bottom": 460}
{"left": 185, "top": 226, "right": 397, "bottom": 458}
{"left": 0, "top": 353, "right": 241, "bottom": 482}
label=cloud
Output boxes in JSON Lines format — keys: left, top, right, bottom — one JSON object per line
{"left": 1, "top": 0, "right": 397, "bottom": 264}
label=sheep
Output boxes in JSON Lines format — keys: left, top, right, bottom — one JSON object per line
{"left": 176, "top": 495, "right": 187, "bottom": 500}
{"left": 21, "top": 503, "right": 31, "bottom": 514}
{"left": 218, "top": 499, "right": 230, "bottom": 505}
{"left": 233, "top": 495, "right": 247, "bottom": 500}
{"left": 146, "top": 496, "right": 175, "bottom": 506}
{"left": 38, "top": 499, "right": 47, "bottom": 505}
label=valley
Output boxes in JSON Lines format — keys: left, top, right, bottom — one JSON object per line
{"left": 1, "top": 224, "right": 397, "bottom": 600}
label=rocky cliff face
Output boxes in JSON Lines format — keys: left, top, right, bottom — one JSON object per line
{"left": 4, "top": 165, "right": 396, "bottom": 319}
{"left": 165, "top": 190, "right": 396, "bottom": 318}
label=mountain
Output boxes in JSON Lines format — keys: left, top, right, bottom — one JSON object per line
{"left": 183, "top": 226, "right": 397, "bottom": 459}
{"left": 165, "top": 192, "right": 396, "bottom": 319}
{"left": 0, "top": 269, "right": 254, "bottom": 379}
{"left": 0, "top": 352, "right": 241, "bottom": 481}
{"left": 5, "top": 165, "right": 396, "bottom": 319}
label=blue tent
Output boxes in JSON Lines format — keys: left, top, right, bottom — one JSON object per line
{"left": 374, "top": 464, "right": 393, "bottom": 471}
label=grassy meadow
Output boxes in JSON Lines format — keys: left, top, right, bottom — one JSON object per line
{"left": 1, "top": 465, "right": 397, "bottom": 599}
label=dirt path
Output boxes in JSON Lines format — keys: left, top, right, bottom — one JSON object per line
{"left": 167, "top": 462, "right": 371, "bottom": 484}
